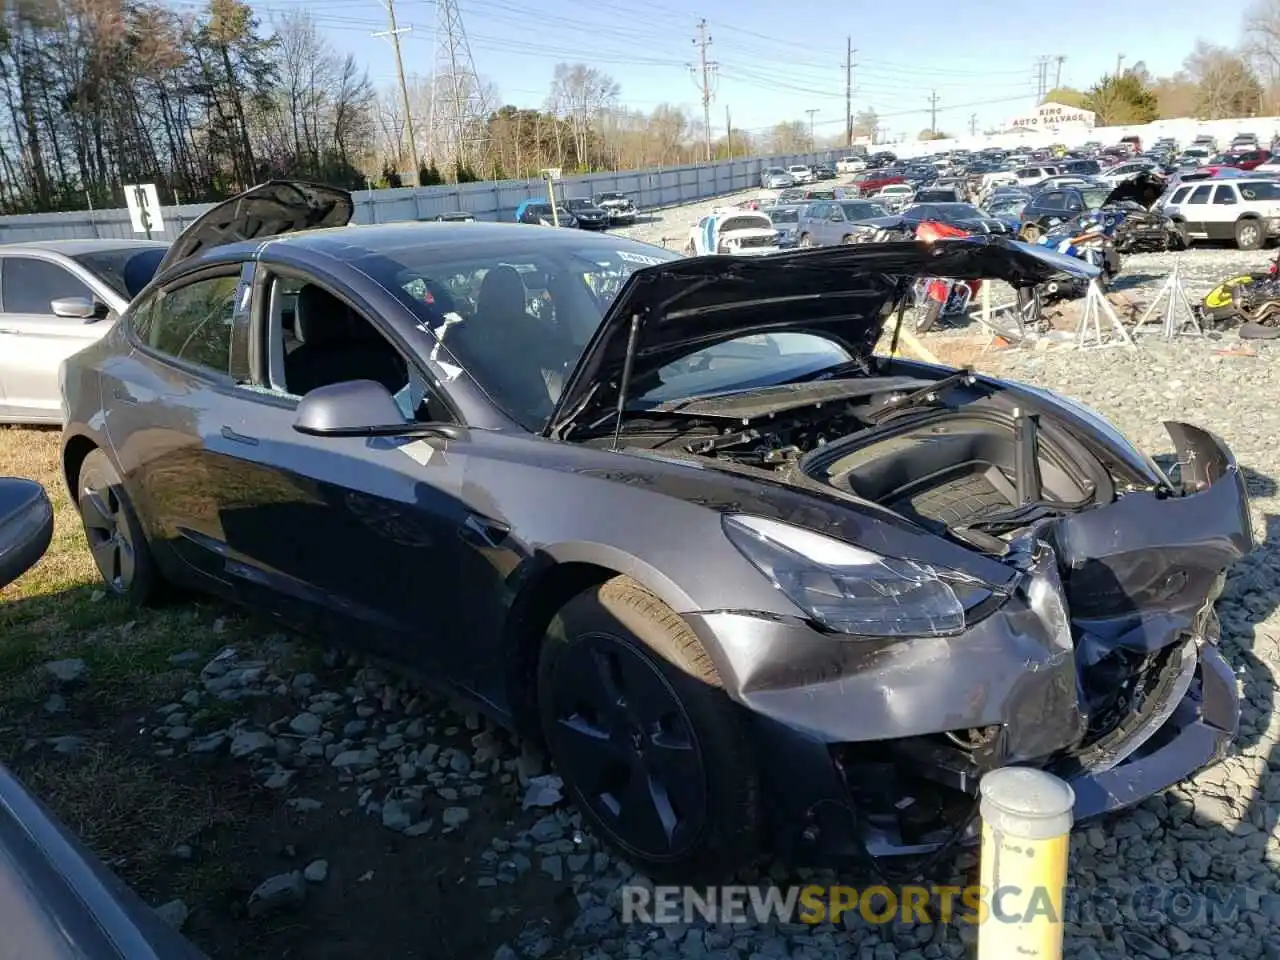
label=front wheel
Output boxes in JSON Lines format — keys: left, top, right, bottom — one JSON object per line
{"left": 537, "top": 577, "right": 760, "bottom": 880}
{"left": 798, "top": 233, "right": 813, "bottom": 248}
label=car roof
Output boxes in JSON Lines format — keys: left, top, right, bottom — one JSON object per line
{"left": 0, "top": 238, "right": 169, "bottom": 255}
{"left": 188, "top": 220, "right": 671, "bottom": 266}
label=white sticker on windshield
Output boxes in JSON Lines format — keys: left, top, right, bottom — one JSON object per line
{"left": 398, "top": 439, "right": 434, "bottom": 466}
{"left": 435, "top": 360, "right": 463, "bottom": 381}
{"left": 616, "top": 251, "right": 668, "bottom": 266}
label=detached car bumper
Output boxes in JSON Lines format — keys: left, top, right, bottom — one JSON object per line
{"left": 685, "top": 422, "right": 1249, "bottom": 862}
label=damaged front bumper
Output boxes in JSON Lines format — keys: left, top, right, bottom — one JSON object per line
{"left": 685, "top": 422, "right": 1250, "bottom": 862}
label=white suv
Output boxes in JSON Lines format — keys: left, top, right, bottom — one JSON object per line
{"left": 1162, "top": 178, "right": 1280, "bottom": 249}
{"left": 787, "top": 164, "right": 816, "bottom": 184}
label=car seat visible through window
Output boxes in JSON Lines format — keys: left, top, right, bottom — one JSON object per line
{"left": 284, "top": 284, "right": 407, "bottom": 397}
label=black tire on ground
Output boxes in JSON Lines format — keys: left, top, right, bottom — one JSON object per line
{"left": 1170, "top": 221, "right": 1189, "bottom": 250}
{"left": 915, "top": 295, "right": 945, "bottom": 333}
{"left": 537, "top": 576, "right": 760, "bottom": 880}
{"left": 1236, "top": 218, "right": 1265, "bottom": 251}
{"left": 77, "top": 449, "right": 159, "bottom": 605}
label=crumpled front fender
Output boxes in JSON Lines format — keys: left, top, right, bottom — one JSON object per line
{"left": 1051, "top": 421, "right": 1253, "bottom": 667}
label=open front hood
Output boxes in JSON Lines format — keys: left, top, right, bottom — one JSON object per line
{"left": 1102, "top": 172, "right": 1166, "bottom": 210}
{"left": 546, "top": 237, "right": 1097, "bottom": 438}
{"left": 155, "top": 180, "right": 353, "bottom": 274}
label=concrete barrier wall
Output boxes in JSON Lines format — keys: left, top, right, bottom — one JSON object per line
{"left": 0, "top": 150, "right": 847, "bottom": 244}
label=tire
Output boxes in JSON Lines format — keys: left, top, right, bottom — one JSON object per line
{"left": 841, "top": 234, "right": 857, "bottom": 245}
{"left": 682, "top": 242, "right": 695, "bottom": 256}
{"left": 1019, "top": 224, "right": 1043, "bottom": 243}
{"left": 1170, "top": 221, "right": 1189, "bottom": 250}
{"left": 77, "top": 449, "right": 158, "bottom": 605}
{"left": 1237, "top": 218, "right": 1265, "bottom": 251}
{"left": 798, "top": 232, "right": 813, "bottom": 248}
{"left": 537, "top": 576, "right": 760, "bottom": 880}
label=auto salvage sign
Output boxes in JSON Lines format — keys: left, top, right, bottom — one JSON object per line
{"left": 1010, "top": 102, "right": 1096, "bottom": 129}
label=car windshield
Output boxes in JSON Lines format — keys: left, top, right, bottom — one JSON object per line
{"left": 1080, "top": 187, "right": 1112, "bottom": 209}
{"left": 840, "top": 201, "right": 886, "bottom": 219}
{"left": 922, "top": 202, "right": 983, "bottom": 218}
{"left": 634, "top": 333, "right": 853, "bottom": 407}
{"left": 596, "top": 193, "right": 625, "bottom": 201}
{"left": 987, "top": 198, "right": 1028, "bottom": 217}
{"left": 765, "top": 207, "right": 801, "bottom": 223}
{"left": 1239, "top": 181, "right": 1280, "bottom": 200}
{"left": 351, "top": 233, "right": 681, "bottom": 431}
{"left": 71, "top": 246, "right": 167, "bottom": 299}
{"left": 565, "top": 199, "right": 594, "bottom": 209}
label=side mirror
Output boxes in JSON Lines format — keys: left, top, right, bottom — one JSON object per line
{"left": 51, "top": 297, "right": 106, "bottom": 321}
{"left": 0, "top": 478, "right": 54, "bottom": 589}
{"left": 292, "top": 380, "right": 465, "bottom": 441}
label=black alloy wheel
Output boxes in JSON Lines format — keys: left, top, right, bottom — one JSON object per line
{"left": 544, "top": 630, "right": 708, "bottom": 861}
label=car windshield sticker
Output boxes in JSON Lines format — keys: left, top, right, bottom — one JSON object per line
{"left": 616, "top": 251, "right": 668, "bottom": 266}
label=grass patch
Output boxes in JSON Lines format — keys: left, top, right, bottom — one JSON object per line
{"left": 12, "top": 743, "right": 245, "bottom": 892}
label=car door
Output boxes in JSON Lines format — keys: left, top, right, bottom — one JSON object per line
{"left": 800, "top": 202, "right": 825, "bottom": 244}
{"left": 0, "top": 255, "right": 117, "bottom": 423}
{"left": 1183, "top": 183, "right": 1215, "bottom": 238}
{"left": 194, "top": 265, "right": 480, "bottom": 673}
{"left": 1208, "top": 184, "right": 1241, "bottom": 240}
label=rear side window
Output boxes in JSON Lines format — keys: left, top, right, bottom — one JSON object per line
{"left": 1189, "top": 185, "right": 1213, "bottom": 203}
{"left": 1, "top": 257, "right": 92, "bottom": 314}
{"left": 1213, "top": 185, "right": 1238, "bottom": 205}
{"left": 1170, "top": 187, "right": 1192, "bottom": 204}
{"left": 131, "top": 274, "right": 246, "bottom": 378}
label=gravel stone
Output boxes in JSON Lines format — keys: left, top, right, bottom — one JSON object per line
{"left": 247, "top": 871, "right": 306, "bottom": 918}
{"left": 229, "top": 731, "right": 274, "bottom": 759}
{"left": 289, "top": 712, "right": 323, "bottom": 736}
{"left": 153, "top": 898, "right": 189, "bottom": 930}
{"left": 303, "top": 859, "right": 329, "bottom": 883}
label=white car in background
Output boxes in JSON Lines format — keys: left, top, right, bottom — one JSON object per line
{"left": 1097, "top": 160, "right": 1163, "bottom": 187}
{"left": 872, "top": 183, "right": 916, "bottom": 211}
{"left": 786, "top": 164, "right": 816, "bottom": 184}
{"left": 1012, "top": 164, "right": 1061, "bottom": 187}
{"left": 0, "top": 239, "right": 168, "bottom": 424}
{"left": 686, "top": 210, "right": 781, "bottom": 256}
{"left": 837, "top": 156, "right": 867, "bottom": 173}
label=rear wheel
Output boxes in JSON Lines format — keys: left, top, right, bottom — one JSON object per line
{"left": 537, "top": 576, "right": 760, "bottom": 880}
{"left": 77, "top": 449, "right": 158, "bottom": 605}
{"left": 1236, "top": 218, "right": 1264, "bottom": 251}
{"left": 798, "top": 232, "right": 813, "bottom": 248}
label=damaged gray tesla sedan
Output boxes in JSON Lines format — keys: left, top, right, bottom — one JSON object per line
{"left": 60, "top": 181, "right": 1250, "bottom": 878}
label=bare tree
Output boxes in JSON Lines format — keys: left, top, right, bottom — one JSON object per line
{"left": 548, "top": 63, "right": 619, "bottom": 170}
{"left": 1185, "top": 41, "right": 1263, "bottom": 118}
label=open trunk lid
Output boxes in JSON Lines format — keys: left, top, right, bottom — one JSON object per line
{"left": 155, "top": 180, "right": 353, "bottom": 275}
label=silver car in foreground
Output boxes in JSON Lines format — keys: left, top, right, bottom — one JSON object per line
{"left": 0, "top": 239, "right": 168, "bottom": 424}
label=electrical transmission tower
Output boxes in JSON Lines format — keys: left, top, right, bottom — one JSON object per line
{"left": 1054, "top": 55, "right": 1066, "bottom": 90}
{"left": 928, "top": 90, "right": 939, "bottom": 135}
{"left": 689, "top": 19, "right": 719, "bottom": 163}
{"left": 428, "top": 0, "right": 489, "bottom": 181}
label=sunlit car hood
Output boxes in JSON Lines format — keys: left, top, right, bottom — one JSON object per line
{"left": 155, "top": 180, "right": 353, "bottom": 274}
{"left": 545, "top": 237, "right": 1097, "bottom": 438}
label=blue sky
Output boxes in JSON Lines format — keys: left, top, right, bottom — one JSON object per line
{"left": 249, "top": 0, "right": 1255, "bottom": 139}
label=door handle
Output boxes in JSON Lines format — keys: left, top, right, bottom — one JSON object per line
{"left": 112, "top": 388, "right": 137, "bottom": 404}
{"left": 220, "top": 426, "right": 259, "bottom": 446}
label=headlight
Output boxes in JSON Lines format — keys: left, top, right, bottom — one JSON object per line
{"left": 722, "top": 514, "right": 993, "bottom": 638}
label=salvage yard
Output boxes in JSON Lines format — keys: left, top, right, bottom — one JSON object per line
{"left": 4, "top": 216, "right": 1280, "bottom": 960}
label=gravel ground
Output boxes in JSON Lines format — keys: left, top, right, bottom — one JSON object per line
{"left": 14, "top": 196, "right": 1280, "bottom": 959}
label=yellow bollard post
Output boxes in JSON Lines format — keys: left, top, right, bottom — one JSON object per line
{"left": 976, "top": 767, "right": 1075, "bottom": 960}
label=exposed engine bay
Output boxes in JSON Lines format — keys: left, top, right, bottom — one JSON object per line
{"left": 593, "top": 368, "right": 1152, "bottom": 553}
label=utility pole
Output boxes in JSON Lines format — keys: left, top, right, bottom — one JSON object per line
{"left": 928, "top": 90, "right": 939, "bottom": 136}
{"left": 1054, "top": 54, "right": 1065, "bottom": 89}
{"left": 1116, "top": 53, "right": 1125, "bottom": 78}
{"left": 725, "top": 105, "right": 732, "bottom": 157}
{"left": 843, "top": 37, "right": 856, "bottom": 147}
{"left": 691, "top": 19, "right": 717, "bottom": 163}
{"left": 969, "top": 112, "right": 977, "bottom": 136}
{"left": 374, "top": 0, "right": 421, "bottom": 186}
{"left": 805, "top": 108, "right": 819, "bottom": 146}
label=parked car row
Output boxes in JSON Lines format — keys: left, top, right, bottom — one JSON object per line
{"left": 514, "top": 192, "right": 639, "bottom": 229}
